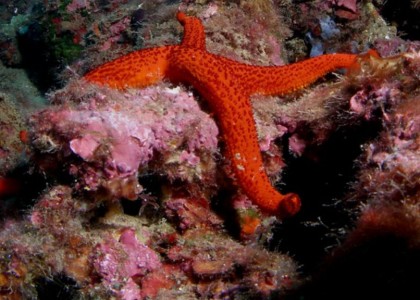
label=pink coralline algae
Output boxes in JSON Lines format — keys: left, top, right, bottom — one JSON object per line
{"left": 350, "top": 86, "right": 401, "bottom": 120}
{"left": 30, "top": 83, "right": 219, "bottom": 200}
{"left": 334, "top": 0, "right": 358, "bottom": 13}
{"left": 100, "top": 17, "right": 131, "bottom": 51}
{"left": 366, "top": 110, "right": 419, "bottom": 180}
{"left": 1, "top": 183, "right": 299, "bottom": 299}
{"left": 286, "top": 47, "right": 420, "bottom": 299}
{"left": 67, "top": 0, "right": 91, "bottom": 12}
{"left": 1, "top": 2, "right": 420, "bottom": 299}
{"left": 91, "top": 228, "right": 161, "bottom": 300}
{"left": 164, "top": 195, "right": 224, "bottom": 232}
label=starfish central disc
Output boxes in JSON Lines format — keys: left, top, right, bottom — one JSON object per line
{"left": 84, "top": 12, "right": 362, "bottom": 217}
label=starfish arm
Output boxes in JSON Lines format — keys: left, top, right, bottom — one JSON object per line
{"left": 169, "top": 48, "right": 301, "bottom": 217}
{"left": 82, "top": 13, "right": 366, "bottom": 218}
{"left": 177, "top": 12, "right": 206, "bottom": 50}
{"left": 84, "top": 46, "right": 177, "bottom": 89}
{"left": 236, "top": 53, "right": 358, "bottom": 96}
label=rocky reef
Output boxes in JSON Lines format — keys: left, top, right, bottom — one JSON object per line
{"left": 0, "top": 1, "right": 419, "bottom": 299}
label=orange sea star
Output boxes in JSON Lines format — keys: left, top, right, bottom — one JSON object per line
{"left": 177, "top": 12, "right": 206, "bottom": 50}
{"left": 84, "top": 12, "right": 360, "bottom": 217}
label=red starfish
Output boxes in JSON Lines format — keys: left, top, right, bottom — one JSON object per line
{"left": 177, "top": 12, "right": 206, "bottom": 50}
{"left": 84, "top": 12, "right": 361, "bottom": 217}
{"left": 84, "top": 13, "right": 205, "bottom": 89}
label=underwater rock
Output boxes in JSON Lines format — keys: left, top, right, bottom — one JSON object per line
{"left": 29, "top": 83, "right": 219, "bottom": 201}
{"left": 1, "top": 1, "right": 419, "bottom": 299}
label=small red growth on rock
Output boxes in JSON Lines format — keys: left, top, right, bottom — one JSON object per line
{"left": 19, "top": 130, "right": 29, "bottom": 144}
{"left": 0, "top": 178, "right": 21, "bottom": 198}
{"left": 240, "top": 215, "right": 262, "bottom": 237}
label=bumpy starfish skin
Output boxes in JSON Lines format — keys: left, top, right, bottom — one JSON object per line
{"left": 226, "top": 54, "right": 357, "bottom": 96}
{"left": 177, "top": 12, "right": 206, "bottom": 50}
{"left": 169, "top": 48, "right": 301, "bottom": 215}
{"left": 84, "top": 13, "right": 360, "bottom": 217}
{"left": 84, "top": 46, "right": 176, "bottom": 88}
{"left": 84, "top": 12, "right": 206, "bottom": 88}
